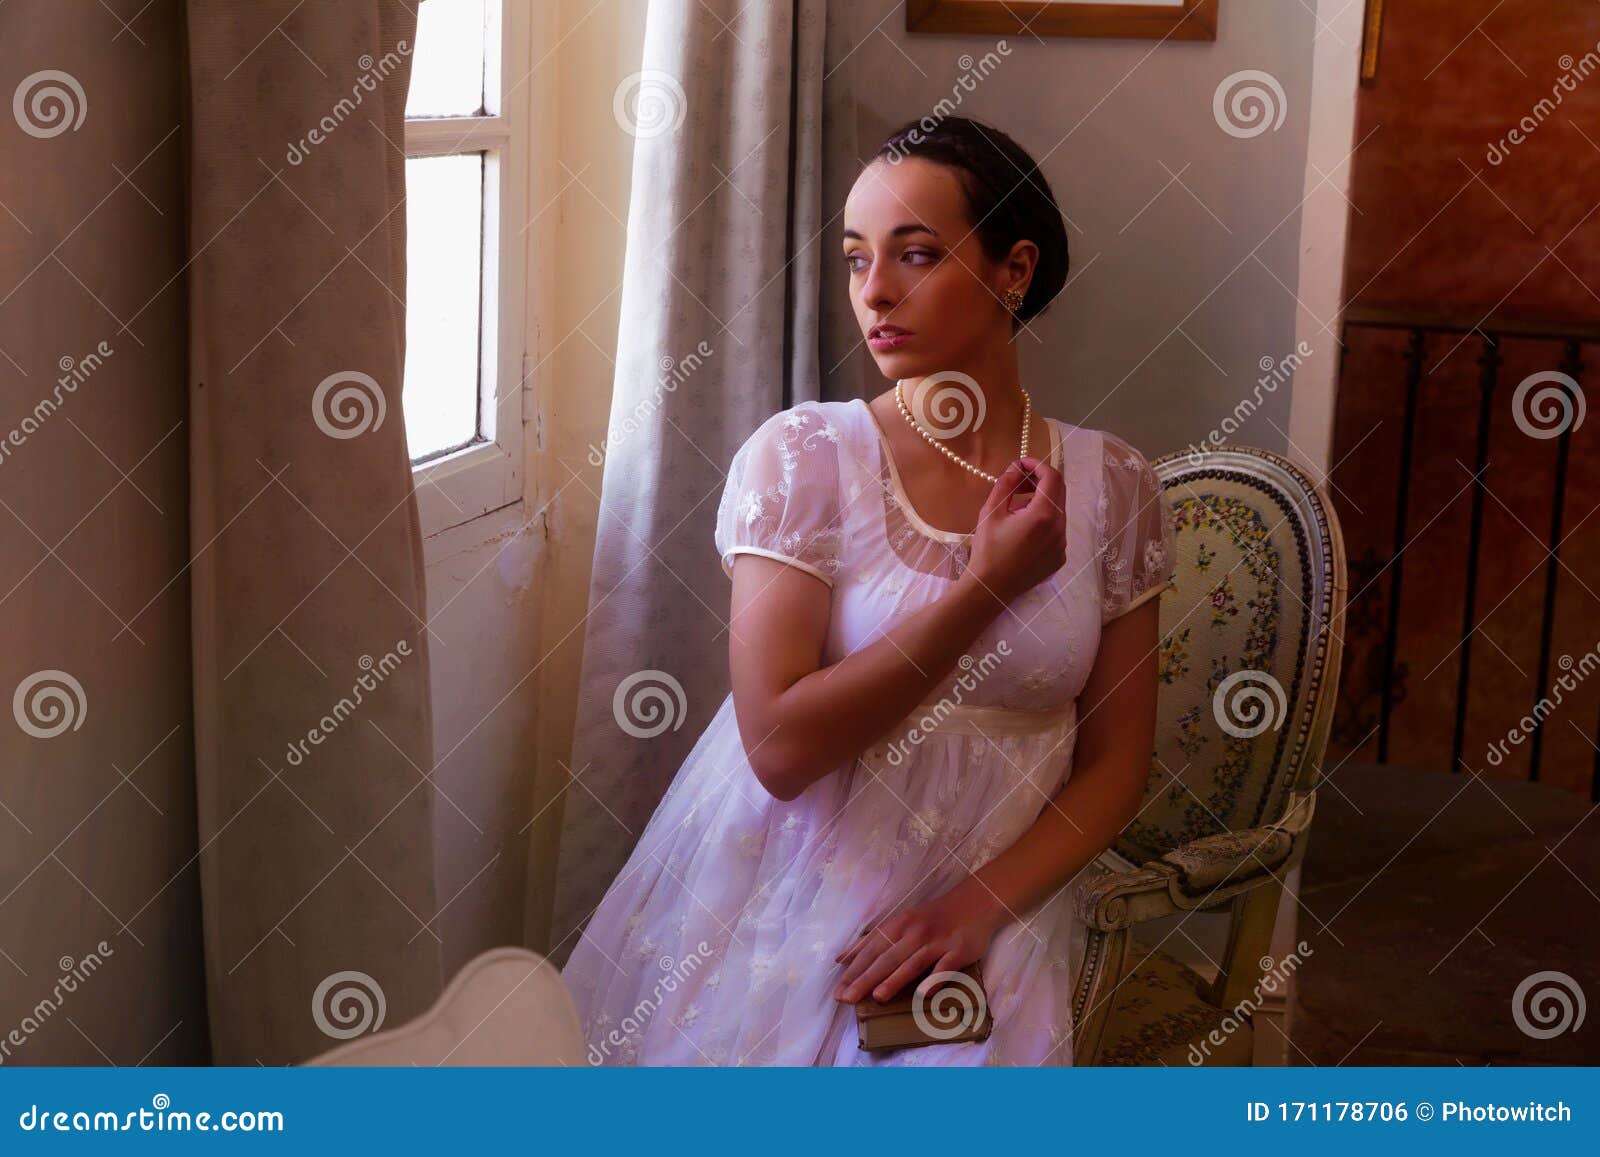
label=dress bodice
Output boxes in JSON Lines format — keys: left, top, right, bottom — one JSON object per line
{"left": 714, "top": 397, "right": 1176, "bottom": 712}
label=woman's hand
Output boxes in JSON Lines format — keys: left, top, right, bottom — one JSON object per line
{"left": 832, "top": 879, "right": 1009, "bottom": 1004}
{"left": 966, "top": 455, "right": 1067, "bottom": 606}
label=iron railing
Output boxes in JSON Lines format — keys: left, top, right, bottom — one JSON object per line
{"left": 1340, "top": 306, "right": 1599, "bottom": 799}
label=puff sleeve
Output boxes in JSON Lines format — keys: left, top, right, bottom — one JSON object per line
{"left": 714, "top": 404, "right": 848, "bottom": 588}
{"left": 1098, "top": 430, "right": 1177, "bottom": 625}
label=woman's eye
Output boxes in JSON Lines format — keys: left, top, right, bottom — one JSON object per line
{"left": 903, "top": 250, "right": 935, "bottom": 265}
{"left": 844, "top": 254, "right": 866, "bottom": 273}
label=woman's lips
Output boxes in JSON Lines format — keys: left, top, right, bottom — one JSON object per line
{"left": 868, "top": 331, "right": 913, "bottom": 351}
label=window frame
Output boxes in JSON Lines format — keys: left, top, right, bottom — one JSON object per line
{"left": 404, "top": 0, "right": 530, "bottom": 538}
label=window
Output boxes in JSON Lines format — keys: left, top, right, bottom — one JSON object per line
{"left": 404, "top": 0, "right": 530, "bottom": 536}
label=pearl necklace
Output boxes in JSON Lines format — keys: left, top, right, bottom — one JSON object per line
{"left": 894, "top": 378, "right": 1030, "bottom": 484}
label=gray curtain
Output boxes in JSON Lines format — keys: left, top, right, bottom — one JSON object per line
{"left": 0, "top": 0, "right": 440, "bottom": 1064}
{"left": 547, "top": 0, "right": 845, "bottom": 961}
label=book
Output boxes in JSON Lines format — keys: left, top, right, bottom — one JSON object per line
{"left": 854, "top": 960, "right": 994, "bottom": 1052}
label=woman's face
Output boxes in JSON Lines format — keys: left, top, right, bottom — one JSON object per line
{"left": 842, "top": 156, "right": 1027, "bottom": 377}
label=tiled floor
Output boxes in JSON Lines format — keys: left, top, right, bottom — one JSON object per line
{"left": 1291, "top": 763, "right": 1598, "bottom": 1064}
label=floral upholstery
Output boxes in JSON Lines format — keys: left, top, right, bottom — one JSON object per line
{"left": 1120, "top": 465, "right": 1325, "bottom": 862}
{"left": 1074, "top": 446, "right": 1347, "bottom": 1066}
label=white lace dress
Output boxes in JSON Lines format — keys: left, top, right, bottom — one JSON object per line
{"left": 560, "top": 397, "right": 1176, "bottom": 1066}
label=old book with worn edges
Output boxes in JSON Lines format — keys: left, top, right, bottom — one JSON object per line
{"left": 854, "top": 960, "right": 994, "bottom": 1051}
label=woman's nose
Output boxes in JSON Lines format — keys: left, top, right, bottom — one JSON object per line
{"left": 861, "top": 266, "right": 896, "bottom": 313}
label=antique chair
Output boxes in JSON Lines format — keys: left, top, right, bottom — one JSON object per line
{"left": 1070, "top": 445, "right": 1347, "bottom": 1066}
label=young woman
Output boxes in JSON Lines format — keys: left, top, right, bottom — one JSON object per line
{"left": 560, "top": 116, "right": 1176, "bottom": 1066}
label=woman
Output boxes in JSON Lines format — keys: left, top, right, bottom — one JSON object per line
{"left": 560, "top": 116, "right": 1176, "bottom": 1066}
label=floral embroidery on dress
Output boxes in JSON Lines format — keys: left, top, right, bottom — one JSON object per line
{"left": 1098, "top": 431, "right": 1177, "bottom": 625}
{"left": 716, "top": 405, "right": 848, "bottom": 585}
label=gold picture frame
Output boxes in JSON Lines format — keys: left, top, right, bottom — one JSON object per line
{"left": 906, "top": 0, "right": 1219, "bottom": 42}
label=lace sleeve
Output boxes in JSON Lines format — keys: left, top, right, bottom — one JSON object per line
{"left": 714, "top": 404, "right": 847, "bottom": 588}
{"left": 1097, "top": 430, "right": 1176, "bottom": 625}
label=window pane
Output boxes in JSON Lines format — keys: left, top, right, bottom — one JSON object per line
{"left": 406, "top": 0, "right": 487, "bottom": 118}
{"left": 403, "top": 154, "right": 484, "bottom": 462}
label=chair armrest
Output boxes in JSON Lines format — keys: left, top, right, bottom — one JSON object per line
{"left": 1073, "top": 824, "right": 1296, "bottom": 933}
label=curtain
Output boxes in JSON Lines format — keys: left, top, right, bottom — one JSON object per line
{"left": 0, "top": 0, "right": 440, "bottom": 1064}
{"left": 547, "top": 0, "right": 852, "bottom": 964}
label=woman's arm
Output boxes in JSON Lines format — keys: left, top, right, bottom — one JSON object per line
{"left": 833, "top": 594, "right": 1160, "bottom": 1003}
{"left": 729, "top": 556, "right": 1004, "bottom": 802}
{"left": 730, "top": 457, "right": 1065, "bottom": 803}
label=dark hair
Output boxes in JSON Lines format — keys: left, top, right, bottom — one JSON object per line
{"left": 873, "top": 116, "right": 1069, "bottom": 331}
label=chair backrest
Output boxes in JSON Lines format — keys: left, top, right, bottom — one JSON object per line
{"left": 304, "top": 947, "right": 588, "bottom": 1066}
{"left": 1114, "top": 445, "right": 1347, "bottom": 864}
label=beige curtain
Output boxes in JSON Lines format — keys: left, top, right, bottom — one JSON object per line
{"left": 547, "top": 0, "right": 861, "bottom": 964}
{"left": 1, "top": 0, "right": 440, "bottom": 1064}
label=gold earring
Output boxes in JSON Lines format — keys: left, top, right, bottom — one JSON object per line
{"left": 1002, "top": 287, "right": 1025, "bottom": 313}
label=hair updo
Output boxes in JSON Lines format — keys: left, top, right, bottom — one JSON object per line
{"left": 873, "top": 115, "right": 1069, "bottom": 331}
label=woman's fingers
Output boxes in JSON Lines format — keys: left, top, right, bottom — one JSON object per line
{"left": 979, "top": 460, "right": 1027, "bottom": 520}
{"left": 834, "top": 920, "right": 894, "bottom": 975}
{"left": 834, "top": 919, "right": 890, "bottom": 965}
{"left": 916, "top": 951, "right": 966, "bottom": 996}
{"left": 1036, "top": 458, "right": 1067, "bottom": 517}
{"left": 835, "top": 934, "right": 922, "bottom": 1003}
{"left": 836, "top": 934, "right": 891, "bottom": 992}
{"left": 866, "top": 944, "right": 940, "bottom": 1004}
